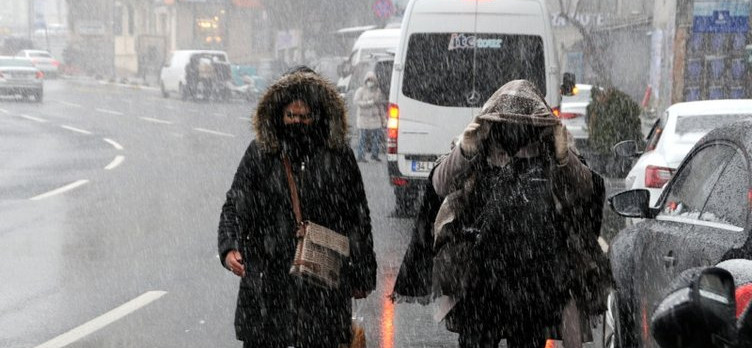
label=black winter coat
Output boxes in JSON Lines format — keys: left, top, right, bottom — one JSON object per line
{"left": 217, "top": 71, "right": 377, "bottom": 346}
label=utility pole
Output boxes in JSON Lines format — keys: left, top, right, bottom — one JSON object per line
{"left": 28, "top": 0, "right": 35, "bottom": 40}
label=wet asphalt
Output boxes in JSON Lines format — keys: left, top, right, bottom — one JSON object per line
{"left": 0, "top": 78, "right": 460, "bottom": 348}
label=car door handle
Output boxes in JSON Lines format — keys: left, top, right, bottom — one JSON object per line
{"left": 663, "top": 251, "right": 676, "bottom": 267}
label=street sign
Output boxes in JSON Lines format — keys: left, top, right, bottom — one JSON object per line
{"left": 373, "top": 0, "right": 395, "bottom": 19}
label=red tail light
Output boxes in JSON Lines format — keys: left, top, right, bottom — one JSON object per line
{"left": 645, "top": 165, "right": 674, "bottom": 188}
{"left": 387, "top": 103, "right": 399, "bottom": 155}
{"left": 552, "top": 106, "right": 560, "bottom": 118}
{"left": 736, "top": 283, "right": 752, "bottom": 318}
{"left": 36, "top": 71, "right": 44, "bottom": 79}
{"left": 558, "top": 112, "right": 583, "bottom": 119}
{"left": 391, "top": 177, "right": 408, "bottom": 186}
{"left": 52, "top": 60, "right": 60, "bottom": 67}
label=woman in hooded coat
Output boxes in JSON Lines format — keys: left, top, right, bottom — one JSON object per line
{"left": 393, "top": 80, "right": 611, "bottom": 348}
{"left": 217, "top": 69, "right": 377, "bottom": 347}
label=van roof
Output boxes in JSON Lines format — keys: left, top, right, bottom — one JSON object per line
{"left": 411, "top": 0, "right": 544, "bottom": 15}
{"left": 353, "top": 29, "right": 401, "bottom": 51}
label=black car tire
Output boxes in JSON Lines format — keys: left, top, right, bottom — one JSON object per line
{"left": 160, "top": 82, "right": 169, "bottom": 98}
{"left": 35, "top": 90, "right": 43, "bottom": 103}
{"left": 394, "top": 186, "right": 418, "bottom": 217}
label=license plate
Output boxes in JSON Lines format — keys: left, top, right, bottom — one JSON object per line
{"left": 411, "top": 160, "right": 434, "bottom": 172}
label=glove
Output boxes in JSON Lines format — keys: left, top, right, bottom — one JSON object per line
{"left": 553, "top": 124, "right": 569, "bottom": 165}
{"left": 459, "top": 121, "right": 484, "bottom": 158}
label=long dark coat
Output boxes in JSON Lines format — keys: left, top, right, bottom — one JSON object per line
{"left": 217, "top": 72, "right": 377, "bottom": 346}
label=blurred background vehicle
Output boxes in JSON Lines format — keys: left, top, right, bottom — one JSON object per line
{"left": 337, "top": 28, "right": 400, "bottom": 95}
{"left": 0, "top": 56, "right": 44, "bottom": 102}
{"left": 559, "top": 83, "right": 593, "bottom": 148}
{"left": 607, "top": 118, "right": 752, "bottom": 348}
{"left": 159, "top": 49, "right": 229, "bottom": 100}
{"left": 16, "top": 49, "right": 60, "bottom": 78}
{"left": 621, "top": 99, "right": 752, "bottom": 207}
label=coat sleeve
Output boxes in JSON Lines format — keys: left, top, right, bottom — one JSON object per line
{"left": 552, "top": 149, "right": 593, "bottom": 209}
{"left": 354, "top": 87, "right": 373, "bottom": 108}
{"left": 340, "top": 148, "right": 377, "bottom": 292}
{"left": 431, "top": 146, "right": 474, "bottom": 197}
{"left": 217, "top": 143, "right": 256, "bottom": 268}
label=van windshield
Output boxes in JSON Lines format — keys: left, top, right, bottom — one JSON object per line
{"left": 402, "top": 33, "right": 545, "bottom": 107}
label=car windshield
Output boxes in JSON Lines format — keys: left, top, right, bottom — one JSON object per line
{"left": 402, "top": 33, "right": 546, "bottom": 107}
{"left": 0, "top": 58, "right": 34, "bottom": 67}
{"left": 29, "top": 52, "right": 52, "bottom": 58}
{"left": 675, "top": 114, "right": 752, "bottom": 135}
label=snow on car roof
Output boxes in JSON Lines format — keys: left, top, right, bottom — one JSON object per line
{"left": 668, "top": 99, "right": 752, "bottom": 117}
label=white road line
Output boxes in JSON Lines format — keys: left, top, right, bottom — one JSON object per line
{"left": 30, "top": 179, "right": 89, "bottom": 201}
{"left": 96, "top": 108, "right": 124, "bottom": 116}
{"left": 19, "top": 114, "right": 48, "bottom": 123}
{"left": 164, "top": 105, "right": 177, "bottom": 110}
{"left": 193, "top": 128, "right": 235, "bottom": 137}
{"left": 139, "top": 117, "right": 173, "bottom": 124}
{"left": 104, "top": 155, "right": 125, "bottom": 170}
{"left": 34, "top": 291, "right": 167, "bottom": 348}
{"left": 0, "top": 108, "right": 8, "bottom": 114}
{"left": 213, "top": 112, "right": 224, "bottom": 117}
{"left": 60, "top": 125, "right": 92, "bottom": 135}
{"left": 55, "top": 100, "right": 82, "bottom": 108}
{"left": 103, "top": 138, "right": 124, "bottom": 150}
{"left": 238, "top": 117, "right": 252, "bottom": 122}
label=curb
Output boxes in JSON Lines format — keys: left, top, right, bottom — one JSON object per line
{"left": 60, "top": 75, "right": 160, "bottom": 92}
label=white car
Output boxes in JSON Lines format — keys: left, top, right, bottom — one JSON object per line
{"left": 159, "top": 50, "right": 228, "bottom": 99}
{"left": 625, "top": 99, "right": 752, "bottom": 207}
{"left": 559, "top": 84, "right": 593, "bottom": 147}
{"left": 15, "top": 49, "right": 60, "bottom": 78}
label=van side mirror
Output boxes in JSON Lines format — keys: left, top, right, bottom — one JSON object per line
{"left": 608, "top": 189, "right": 652, "bottom": 218}
{"left": 651, "top": 267, "right": 737, "bottom": 348}
{"left": 337, "top": 62, "right": 352, "bottom": 77}
{"left": 613, "top": 140, "right": 643, "bottom": 158}
{"left": 561, "top": 72, "right": 576, "bottom": 96}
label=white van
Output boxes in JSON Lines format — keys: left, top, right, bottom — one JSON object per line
{"left": 159, "top": 50, "right": 229, "bottom": 98}
{"left": 386, "top": 0, "right": 563, "bottom": 211}
{"left": 337, "top": 29, "right": 400, "bottom": 94}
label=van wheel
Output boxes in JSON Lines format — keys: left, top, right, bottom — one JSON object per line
{"left": 179, "top": 83, "right": 188, "bottom": 101}
{"left": 160, "top": 82, "right": 169, "bottom": 98}
{"left": 394, "top": 187, "right": 418, "bottom": 217}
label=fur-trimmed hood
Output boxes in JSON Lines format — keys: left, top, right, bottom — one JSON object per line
{"left": 252, "top": 72, "right": 348, "bottom": 154}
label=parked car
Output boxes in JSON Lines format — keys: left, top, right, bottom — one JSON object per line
{"left": 559, "top": 83, "right": 593, "bottom": 147}
{"left": 623, "top": 99, "right": 752, "bottom": 207}
{"left": 0, "top": 56, "right": 44, "bottom": 102}
{"left": 606, "top": 118, "right": 752, "bottom": 348}
{"left": 159, "top": 49, "right": 229, "bottom": 99}
{"left": 16, "top": 49, "right": 60, "bottom": 78}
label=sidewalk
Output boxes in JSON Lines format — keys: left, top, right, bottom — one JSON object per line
{"left": 60, "top": 74, "right": 160, "bottom": 92}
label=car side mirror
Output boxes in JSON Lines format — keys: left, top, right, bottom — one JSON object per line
{"left": 608, "top": 189, "right": 652, "bottom": 218}
{"left": 651, "top": 267, "right": 737, "bottom": 348}
{"left": 337, "top": 62, "right": 352, "bottom": 78}
{"left": 613, "top": 140, "right": 643, "bottom": 158}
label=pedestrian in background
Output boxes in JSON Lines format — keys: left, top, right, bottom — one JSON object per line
{"left": 217, "top": 67, "right": 377, "bottom": 348}
{"left": 354, "top": 71, "right": 386, "bottom": 162}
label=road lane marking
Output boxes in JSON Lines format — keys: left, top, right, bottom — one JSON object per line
{"left": 213, "top": 112, "right": 224, "bottom": 117}
{"left": 139, "top": 117, "right": 173, "bottom": 124}
{"left": 104, "top": 155, "right": 125, "bottom": 170}
{"left": 238, "top": 117, "right": 251, "bottom": 122}
{"left": 164, "top": 105, "right": 177, "bottom": 110}
{"left": 598, "top": 237, "right": 609, "bottom": 253}
{"left": 19, "top": 114, "right": 48, "bottom": 123}
{"left": 30, "top": 179, "right": 89, "bottom": 201}
{"left": 60, "top": 125, "right": 92, "bottom": 135}
{"left": 34, "top": 291, "right": 167, "bottom": 348}
{"left": 0, "top": 108, "right": 8, "bottom": 114}
{"left": 96, "top": 108, "right": 124, "bottom": 116}
{"left": 55, "top": 100, "right": 82, "bottom": 108}
{"left": 193, "top": 128, "right": 235, "bottom": 137}
{"left": 103, "top": 138, "right": 124, "bottom": 150}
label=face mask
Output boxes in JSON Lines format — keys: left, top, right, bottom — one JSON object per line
{"left": 281, "top": 123, "right": 325, "bottom": 158}
{"left": 366, "top": 81, "right": 375, "bottom": 88}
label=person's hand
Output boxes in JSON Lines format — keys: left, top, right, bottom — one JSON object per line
{"left": 225, "top": 250, "right": 245, "bottom": 277}
{"left": 352, "top": 289, "right": 370, "bottom": 299}
{"left": 553, "top": 124, "right": 569, "bottom": 165}
{"left": 459, "top": 121, "right": 485, "bottom": 158}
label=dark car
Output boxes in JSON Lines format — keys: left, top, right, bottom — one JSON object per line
{"left": 607, "top": 119, "right": 752, "bottom": 348}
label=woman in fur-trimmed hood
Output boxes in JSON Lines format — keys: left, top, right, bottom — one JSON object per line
{"left": 217, "top": 68, "right": 377, "bottom": 348}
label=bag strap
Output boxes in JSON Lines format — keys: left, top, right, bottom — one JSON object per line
{"left": 282, "top": 155, "right": 305, "bottom": 237}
